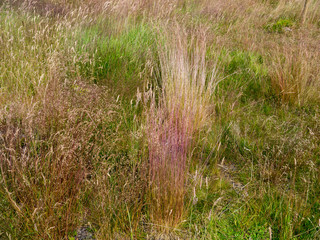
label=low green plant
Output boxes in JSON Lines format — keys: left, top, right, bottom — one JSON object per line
{"left": 265, "top": 18, "right": 294, "bottom": 33}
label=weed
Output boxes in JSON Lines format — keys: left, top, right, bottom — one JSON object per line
{"left": 265, "top": 18, "right": 294, "bottom": 33}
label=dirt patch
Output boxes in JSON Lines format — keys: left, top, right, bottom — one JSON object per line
{"left": 75, "top": 225, "right": 95, "bottom": 240}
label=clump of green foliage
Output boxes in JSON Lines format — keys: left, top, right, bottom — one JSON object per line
{"left": 75, "top": 20, "right": 156, "bottom": 96}
{"left": 265, "top": 18, "right": 294, "bottom": 33}
{"left": 217, "top": 49, "right": 271, "bottom": 102}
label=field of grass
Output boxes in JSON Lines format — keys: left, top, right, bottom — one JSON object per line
{"left": 0, "top": 0, "right": 319, "bottom": 239}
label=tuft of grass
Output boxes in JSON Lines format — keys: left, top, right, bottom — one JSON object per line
{"left": 269, "top": 46, "right": 320, "bottom": 105}
{"left": 145, "top": 26, "right": 216, "bottom": 228}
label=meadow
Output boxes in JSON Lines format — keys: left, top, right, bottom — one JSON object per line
{"left": 0, "top": 0, "right": 319, "bottom": 239}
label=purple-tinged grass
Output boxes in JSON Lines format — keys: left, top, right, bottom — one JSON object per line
{"left": 145, "top": 26, "right": 216, "bottom": 228}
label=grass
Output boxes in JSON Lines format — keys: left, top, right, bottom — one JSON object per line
{"left": 0, "top": 0, "right": 320, "bottom": 239}
{"left": 74, "top": 18, "right": 156, "bottom": 97}
{"left": 145, "top": 26, "right": 216, "bottom": 228}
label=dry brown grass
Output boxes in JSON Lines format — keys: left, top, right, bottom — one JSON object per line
{"left": 269, "top": 43, "right": 320, "bottom": 104}
{"left": 0, "top": 78, "right": 115, "bottom": 238}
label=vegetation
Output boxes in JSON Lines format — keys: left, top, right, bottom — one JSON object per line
{"left": 0, "top": 0, "right": 319, "bottom": 239}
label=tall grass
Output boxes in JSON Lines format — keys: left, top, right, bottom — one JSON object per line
{"left": 0, "top": 80, "right": 108, "bottom": 238}
{"left": 0, "top": 4, "right": 111, "bottom": 239}
{"left": 146, "top": 26, "right": 216, "bottom": 227}
{"left": 269, "top": 44, "right": 320, "bottom": 104}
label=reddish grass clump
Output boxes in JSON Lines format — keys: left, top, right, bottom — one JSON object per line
{"left": 147, "top": 97, "right": 193, "bottom": 227}
{"left": 145, "top": 26, "right": 216, "bottom": 228}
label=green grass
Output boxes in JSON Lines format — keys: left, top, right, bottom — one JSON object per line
{"left": 215, "top": 49, "right": 273, "bottom": 103}
{"left": 75, "top": 20, "right": 156, "bottom": 97}
{"left": 265, "top": 18, "right": 295, "bottom": 33}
